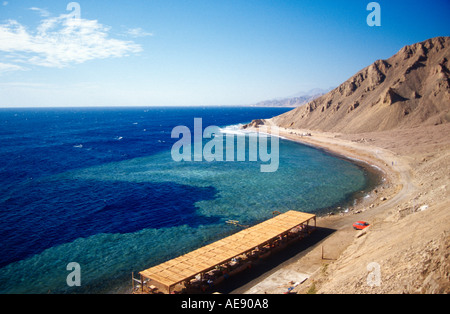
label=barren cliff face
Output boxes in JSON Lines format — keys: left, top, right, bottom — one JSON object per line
{"left": 272, "top": 37, "right": 450, "bottom": 134}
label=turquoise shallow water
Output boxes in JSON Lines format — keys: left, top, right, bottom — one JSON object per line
{"left": 0, "top": 107, "right": 377, "bottom": 293}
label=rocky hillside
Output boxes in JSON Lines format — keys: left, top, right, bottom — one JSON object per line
{"left": 270, "top": 37, "right": 450, "bottom": 133}
{"left": 251, "top": 89, "right": 330, "bottom": 108}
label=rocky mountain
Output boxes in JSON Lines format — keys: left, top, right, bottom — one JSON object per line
{"left": 250, "top": 88, "right": 331, "bottom": 108}
{"left": 268, "top": 37, "right": 450, "bottom": 133}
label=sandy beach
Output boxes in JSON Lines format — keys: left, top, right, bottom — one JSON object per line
{"left": 234, "top": 122, "right": 449, "bottom": 294}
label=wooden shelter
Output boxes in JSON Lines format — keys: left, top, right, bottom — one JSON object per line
{"left": 136, "top": 211, "right": 316, "bottom": 294}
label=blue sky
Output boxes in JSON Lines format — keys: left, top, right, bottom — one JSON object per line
{"left": 0, "top": 0, "right": 449, "bottom": 107}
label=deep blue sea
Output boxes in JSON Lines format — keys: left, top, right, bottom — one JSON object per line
{"left": 0, "top": 107, "right": 377, "bottom": 293}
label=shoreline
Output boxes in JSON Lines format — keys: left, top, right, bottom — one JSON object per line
{"left": 219, "top": 123, "right": 389, "bottom": 217}
{"left": 243, "top": 123, "right": 402, "bottom": 215}
{"left": 230, "top": 123, "right": 413, "bottom": 294}
{"left": 285, "top": 137, "right": 387, "bottom": 218}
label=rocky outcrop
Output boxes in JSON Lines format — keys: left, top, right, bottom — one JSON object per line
{"left": 241, "top": 119, "right": 266, "bottom": 129}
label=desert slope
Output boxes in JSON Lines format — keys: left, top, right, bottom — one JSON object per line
{"left": 271, "top": 37, "right": 450, "bottom": 133}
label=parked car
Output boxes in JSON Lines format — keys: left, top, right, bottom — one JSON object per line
{"left": 353, "top": 221, "right": 370, "bottom": 230}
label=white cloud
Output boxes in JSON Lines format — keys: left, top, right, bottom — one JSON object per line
{"left": 2, "top": 2, "right": 8, "bottom": 6}
{"left": 0, "top": 10, "right": 143, "bottom": 70}
{"left": 29, "top": 7, "right": 50, "bottom": 17}
{"left": 125, "top": 27, "right": 153, "bottom": 38}
{"left": 0, "top": 62, "right": 26, "bottom": 73}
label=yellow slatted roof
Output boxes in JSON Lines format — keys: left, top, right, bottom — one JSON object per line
{"left": 139, "top": 211, "right": 315, "bottom": 292}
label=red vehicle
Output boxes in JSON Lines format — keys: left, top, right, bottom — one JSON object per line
{"left": 353, "top": 221, "right": 370, "bottom": 230}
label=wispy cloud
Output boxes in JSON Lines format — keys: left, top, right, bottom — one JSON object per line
{"left": 29, "top": 7, "right": 51, "bottom": 17}
{"left": 0, "top": 8, "right": 143, "bottom": 72}
{"left": 125, "top": 27, "right": 153, "bottom": 38}
{"left": 0, "top": 62, "right": 26, "bottom": 73}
